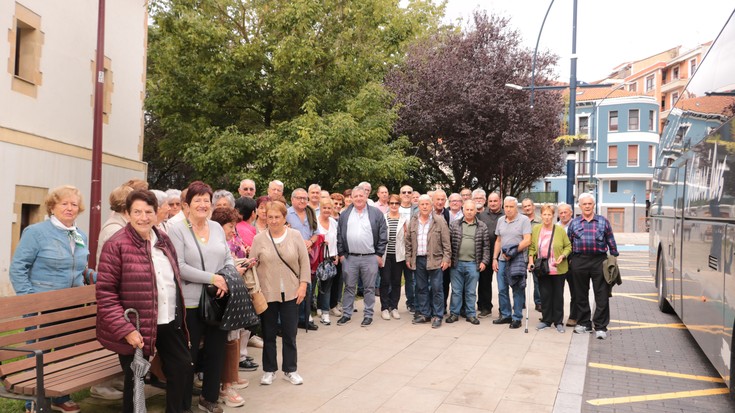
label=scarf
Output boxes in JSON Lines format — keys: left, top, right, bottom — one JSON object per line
{"left": 50, "top": 215, "right": 85, "bottom": 253}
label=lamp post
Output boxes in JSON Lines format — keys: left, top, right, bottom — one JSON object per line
{"left": 566, "top": 151, "right": 576, "bottom": 205}
{"left": 89, "top": 0, "right": 106, "bottom": 270}
{"left": 632, "top": 193, "right": 637, "bottom": 232}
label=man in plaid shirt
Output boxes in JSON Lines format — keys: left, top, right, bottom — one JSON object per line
{"left": 567, "top": 193, "right": 619, "bottom": 340}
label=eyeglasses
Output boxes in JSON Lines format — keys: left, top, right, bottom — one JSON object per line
{"left": 389, "top": 202, "right": 400, "bottom": 205}
{"left": 401, "top": 191, "right": 412, "bottom": 194}
{"left": 450, "top": 200, "right": 462, "bottom": 203}
{"left": 240, "top": 187, "right": 254, "bottom": 191}
{"left": 293, "top": 196, "right": 308, "bottom": 201}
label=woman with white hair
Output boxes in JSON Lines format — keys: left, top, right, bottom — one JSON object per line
{"left": 213, "top": 189, "right": 236, "bottom": 209}
{"left": 150, "top": 189, "right": 171, "bottom": 233}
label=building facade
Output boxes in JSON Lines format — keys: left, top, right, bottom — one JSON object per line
{"left": 0, "top": 0, "right": 148, "bottom": 294}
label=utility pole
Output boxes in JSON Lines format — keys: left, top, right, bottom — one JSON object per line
{"left": 89, "top": 0, "right": 106, "bottom": 270}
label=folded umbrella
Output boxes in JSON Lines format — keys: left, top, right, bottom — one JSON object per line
{"left": 124, "top": 308, "right": 150, "bottom": 413}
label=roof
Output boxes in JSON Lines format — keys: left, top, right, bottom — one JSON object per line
{"left": 565, "top": 87, "right": 639, "bottom": 102}
{"left": 677, "top": 95, "right": 735, "bottom": 117}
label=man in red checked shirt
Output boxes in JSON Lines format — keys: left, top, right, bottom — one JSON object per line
{"left": 567, "top": 193, "right": 619, "bottom": 340}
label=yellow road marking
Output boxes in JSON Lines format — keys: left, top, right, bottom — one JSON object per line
{"left": 608, "top": 319, "right": 686, "bottom": 331}
{"left": 612, "top": 293, "right": 658, "bottom": 303}
{"left": 588, "top": 362, "right": 725, "bottom": 383}
{"left": 587, "top": 388, "right": 730, "bottom": 406}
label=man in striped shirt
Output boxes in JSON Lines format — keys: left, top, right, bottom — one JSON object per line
{"left": 567, "top": 193, "right": 619, "bottom": 340}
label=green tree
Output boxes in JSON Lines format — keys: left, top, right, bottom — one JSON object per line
{"left": 145, "top": 0, "right": 443, "bottom": 192}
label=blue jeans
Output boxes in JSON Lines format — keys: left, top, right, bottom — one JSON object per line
{"left": 404, "top": 268, "right": 415, "bottom": 309}
{"left": 450, "top": 261, "right": 480, "bottom": 318}
{"left": 533, "top": 271, "right": 541, "bottom": 305}
{"left": 496, "top": 259, "right": 526, "bottom": 321}
{"left": 317, "top": 277, "right": 334, "bottom": 311}
{"left": 414, "top": 257, "right": 444, "bottom": 318}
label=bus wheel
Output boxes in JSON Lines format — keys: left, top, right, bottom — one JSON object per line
{"left": 657, "top": 253, "right": 674, "bottom": 314}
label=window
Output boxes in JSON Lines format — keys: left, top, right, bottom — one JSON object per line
{"left": 671, "top": 91, "right": 679, "bottom": 108}
{"left": 610, "top": 180, "right": 618, "bottom": 193}
{"left": 648, "top": 145, "right": 654, "bottom": 167}
{"left": 578, "top": 116, "right": 589, "bottom": 135}
{"left": 649, "top": 110, "right": 655, "bottom": 131}
{"left": 675, "top": 125, "right": 689, "bottom": 143}
{"left": 579, "top": 180, "right": 589, "bottom": 194}
{"left": 609, "top": 145, "right": 618, "bottom": 167}
{"left": 672, "top": 67, "right": 679, "bottom": 80}
{"left": 544, "top": 181, "right": 551, "bottom": 192}
{"left": 645, "top": 75, "right": 655, "bottom": 92}
{"left": 628, "top": 144, "right": 639, "bottom": 166}
{"left": 628, "top": 109, "right": 639, "bottom": 131}
{"left": 578, "top": 150, "right": 589, "bottom": 175}
{"left": 9, "top": 3, "right": 44, "bottom": 97}
{"left": 628, "top": 82, "right": 637, "bottom": 92}
{"left": 609, "top": 111, "right": 618, "bottom": 132}
{"left": 689, "top": 58, "right": 697, "bottom": 75}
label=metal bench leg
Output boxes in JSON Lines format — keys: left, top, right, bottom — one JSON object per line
{"left": 33, "top": 350, "right": 51, "bottom": 413}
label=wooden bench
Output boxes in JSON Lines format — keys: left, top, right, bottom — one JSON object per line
{"left": 0, "top": 285, "right": 122, "bottom": 412}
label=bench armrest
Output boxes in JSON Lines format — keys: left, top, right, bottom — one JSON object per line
{"left": 0, "top": 347, "right": 49, "bottom": 412}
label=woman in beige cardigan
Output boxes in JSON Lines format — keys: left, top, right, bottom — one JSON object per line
{"left": 250, "top": 201, "right": 310, "bottom": 386}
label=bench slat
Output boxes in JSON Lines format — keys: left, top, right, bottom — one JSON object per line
{"left": 3, "top": 347, "right": 115, "bottom": 388}
{"left": 0, "top": 329, "right": 98, "bottom": 361}
{"left": 18, "top": 356, "right": 121, "bottom": 396}
{"left": 0, "top": 286, "right": 96, "bottom": 319}
{"left": 0, "top": 317, "right": 96, "bottom": 352}
{"left": 0, "top": 304, "right": 97, "bottom": 338}
{"left": 0, "top": 340, "right": 104, "bottom": 377}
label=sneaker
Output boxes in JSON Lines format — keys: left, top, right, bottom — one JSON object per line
{"left": 478, "top": 309, "right": 492, "bottom": 318}
{"left": 90, "top": 384, "right": 124, "bottom": 400}
{"left": 536, "top": 322, "right": 549, "bottom": 331}
{"left": 407, "top": 305, "right": 416, "bottom": 314}
{"left": 50, "top": 401, "right": 81, "bottom": 413}
{"left": 466, "top": 316, "right": 480, "bottom": 325}
{"left": 239, "top": 359, "right": 258, "bottom": 371}
{"left": 248, "top": 335, "right": 264, "bottom": 348}
{"left": 336, "top": 316, "right": 351, "bottom": 325}
{"left": 219, "top": 387, "right": 245, "bottom": 408}
{"left": 381, "top": 309, "right": 391, "bottom": 320}
{"left": 574, "top": 325, "right": 593, "bottom": 334}
{"left": 284, "top": 371, "right": 304, "bottom": 385}
{"left": 596, "top": 330, "right": 608, "bottom": 340}
{"left": 361, "top": 317, "right": 373, "bottom": 327}
{"left": 330, "top": 306, "right": 343, "bottom": 317}
{"left": 260, "top": 372, "right": 275, "bottom": 385}
{"left": 412, "top": 315, "right": 430, "bottom": 324}
{"left": 230, "top": 377, "right": 249, "bottom": 389}
{"left": 431, "top": 317, "right": 442, "bottom": 329}
{"left": 198, "top": 395, "right": 224, "bottom": 413}
{"left": 391, "top": 309, "right": 401, "bottom": 319}
{"left": 556, "top": 324, "right": 566, "bottom": 333}
{"left": 445, "top": 314, "right": 459, "bottom": 323}
{"left": 320, "top": 313, "right": 331, "bottom": 325}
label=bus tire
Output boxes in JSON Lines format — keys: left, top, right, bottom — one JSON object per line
{"left": 657, "top": 253, "right": 674, "bottom": 314}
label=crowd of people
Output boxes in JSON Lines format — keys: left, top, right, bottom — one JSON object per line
{"left": 9, "top": 177, "right": 619, "bottom": 413}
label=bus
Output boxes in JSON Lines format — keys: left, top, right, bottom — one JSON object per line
{"left": 650, "top": 9, "right": 735, "bottom": 392}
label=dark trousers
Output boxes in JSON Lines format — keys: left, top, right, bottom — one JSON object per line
{"left": 298, "top": 283, "right": 312, "bottom": 324}
{"left": 119, "top": 321, "right": 192, "bottom": 413}
{"left": 571, "top": 254, "right": 609, "bottom": 331}
{"left": 329, "top": 262, "right": 343, "bottom": 309}
{"left": 565, "top": 271, "right": 578, "bottom": 321}
{"left": 380, "top": 254, "right": 405, "bottom": 311}
{"left": 539, "top": 274, "right": 566, "bottom": 326}
{"left": 261, "top": 298, "right": 298, "bottom": 373}
{"left": 404, "top": 268, "right": 415, "bottom": 309}
{"left": 415, "top": 257, "right": 444, "bottom": 318}
{"left": 477, "top": 267, "right": 494, "bottom": 312}
{"left": 442, "top": 268, "right": 451, "bottom": 312}
{"left": 183, "top": 310, "right": 227, "bottom": 407}
{"left": 317, "top": 276, "right": 334, "bottom": 311}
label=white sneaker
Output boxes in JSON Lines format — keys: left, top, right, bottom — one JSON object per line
{"left": 283, "top": 371, "right": 303, "bottom": 385}
{"left": 596, "top": 330, "right": 608, "bottom": 340}
{"left": 391, "top": 309, "right": 401, "bottom": 320}
{"left": 381, "top": 309, "right": 391, "bottom": 320}
{"left": 90, "top": 384, "right": 124, "bottom": 400}
{"left": 260, "top": 372, "right": 275, "bottom": 385}
{"left": 248, "top": 335, "right": 264, "bottom": 348}
{"left": 320, "top": 313, "right": 331, "bottom": 325}
{"left": 219, "top": 387, "right": 245, "bottom": 407}
{"left": 330, "top": 306, "right": 343, "bottom": 317}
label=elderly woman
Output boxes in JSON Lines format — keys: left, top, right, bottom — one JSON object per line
{"left": 254, "top": 196, "right": 270, "bottom": 234}
{"left": 96, "top": 190, "right": 192, "bottom": 413}
{"left": 213, "top": 189, "right": 236, "bottom": 209}
{"left": 96, "top": 184, "right": 134, "bottom": 263}
{"left": 380, "top": 194, "right": 408, "bottom": 320}
{"left": 10, "top": 185, "right": 89, "bottom": 413}
{"left": 166, "top": 189, "right": 183, "bottom": 219}
{"left": 528, "top": 204, "right": 572, "bottom": 333}
{"left": 234, "top": 196, "right": 257, "bottom": 248}
{"left": 342, "top": 188, "right": 352, "bottom": 212}
{"left": 150, "top": 189, "right": 172, "bottom": 233}
{"left": 250, "top": 201, "right": 310, "bottom": 386}
{"left": 168, "top": 181, "right": 238, "bottom": 413}
{"left": 316, "top": 198, "right": 339, "bottom": 325}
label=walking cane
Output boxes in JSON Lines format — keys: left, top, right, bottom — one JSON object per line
{"left": 524, "top": 269, "right": 530, "bottom": 334}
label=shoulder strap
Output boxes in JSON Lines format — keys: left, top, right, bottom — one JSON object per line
{"left": 268, "top": 230, "right": 300, "bottom": 280}
{"left": 185, "top": 218, "right": 206, "bottom": 271}
{"left": 546, "top": 226, "right": 555, "bottom": 258}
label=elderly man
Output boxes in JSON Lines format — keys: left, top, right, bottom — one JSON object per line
{"left": 447, "top": 193, "right": 464, "bottom": 223}
{"left": 476, "top": 192, "right": 503, "bottom": 318}
{"left": 492, "top": 197, "right": 532, "bottom": 329}
{"left": 432, "top": 190, "right": 451, "bottom": 312}
{"left": 411, "top": 191, "right": 420, "bottom": 206}
{"left": 268, "top": 180, "right": 285, "bottom": 199}
{"left": 238, "top": 179, "right": 256, "bottom": 198}
{"left": 307, "top": 184, "right": 321, "bottom": 216}
{"left": 568, "top": 193, "right": 619, "bottom": 340}
{"left": 460, "top": 188, "right": 472, "bottom": 201}
{"left": 375, "top": 185, "right": 390, "bottom": 214}
{"left": 406, "top": 195, "right": 451, "bottom": 328}
{"left": 521, "top": 198, "right": 542, "bottom": 312}
{"left": 472, "top": 189, "right": 487, "bottom": 213}
{"left": 557, "top": 202, "right": 577, "bottom": 327}
{"left": 286, "top": 188, "right": 319, "bottom": 331}
{"left": 336, "top": 186, "right": 387, "bottom": 327}
{"left": 358, "top": 181, "right": 375, "bottom": 206}
{"left": 447, "top": 200, "right": 490, "bottom": 325}
{"left": 398, "top": 185, "right": 417, "bottom": 312}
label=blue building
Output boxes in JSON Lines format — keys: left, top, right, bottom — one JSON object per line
{"left": 532, "top": 89, "right": 659, "bottom": 232}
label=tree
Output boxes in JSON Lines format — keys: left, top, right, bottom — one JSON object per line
{"left": 385, "top": 10, "right": 564, "bottom": 196}
{"left": 145, "top": 0, "right": 443, "bottom": 192}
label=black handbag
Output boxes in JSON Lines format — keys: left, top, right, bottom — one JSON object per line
{"left": 315, "top": 243, "right": 337, "bottom": 282}
{"left": 534, "top": 226, "right": 555, "bottom": 278}
{"left": 187, "top": 219, "right": 228, "bottom": 326}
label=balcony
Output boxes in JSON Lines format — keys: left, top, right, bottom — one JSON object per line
{"left": 520, "top": 191, "right": 558, "bottom": 204}
{"left": 661, "top": 77, "right": 687, "bottom": 94}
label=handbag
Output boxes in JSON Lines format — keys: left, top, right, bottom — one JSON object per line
{"left": 243, "top": 266, "right": 268, "bottom": 315}
{"left": 534, "top": 226, "right": 555, "bottom": 278}
{"left": 315, "top": 243, "right": 337, "bottom": 282}
{"left": 186, "top": 219, "right": 227, "bottom": 326}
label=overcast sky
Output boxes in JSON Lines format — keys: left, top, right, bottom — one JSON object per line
{"left": 442, "top": 0, "right": 734, "bottom": 82}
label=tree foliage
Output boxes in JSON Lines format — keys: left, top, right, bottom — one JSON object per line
{"left": 386, "top": 11, "right": 564, "bottom": 196}
{"left": 145, "top": 0, "right": 443, "bottom": 191}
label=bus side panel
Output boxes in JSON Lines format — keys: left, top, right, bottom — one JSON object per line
{"left": 724, "top": 225, "right": 735, "bottom": 390}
